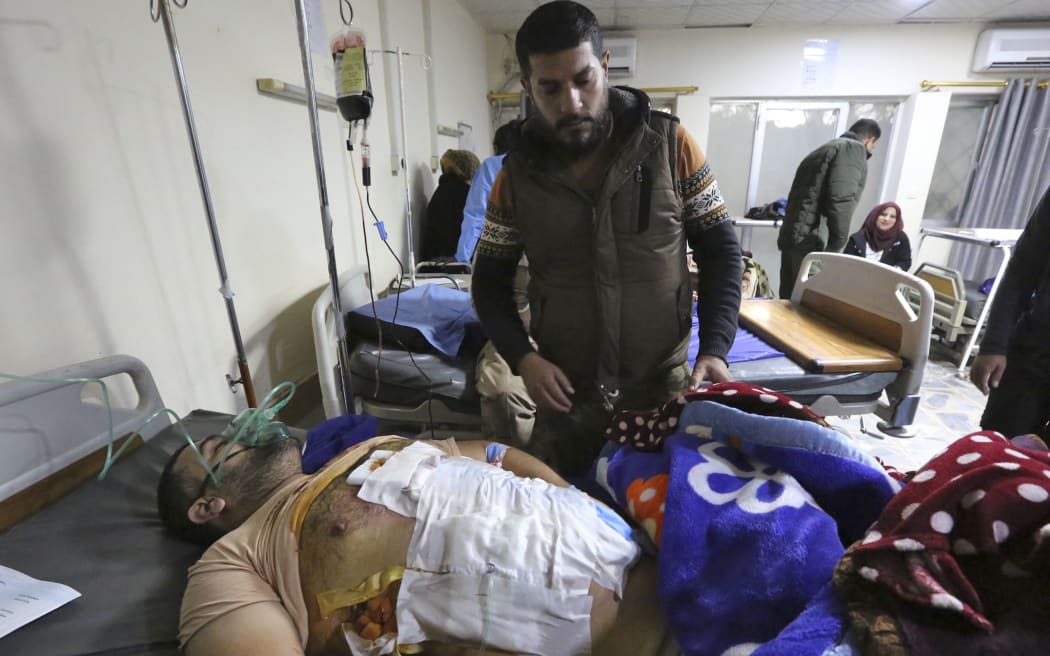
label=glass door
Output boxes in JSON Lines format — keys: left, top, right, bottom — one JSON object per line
{"left": 745, "top": 102, "right": 848, "bottom": 294}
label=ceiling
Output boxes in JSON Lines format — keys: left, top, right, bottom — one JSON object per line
{"left": 456, "top": 0, "right": 1050, "bottom": 33}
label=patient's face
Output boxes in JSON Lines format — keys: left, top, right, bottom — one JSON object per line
{"left": 178, "top": 434, "right": 302, "bottom": 509}
{"left": 876, "top": 207, "right": 898, "bottom": 232}
{"left": 523, "top": 42, "right": 611, "bottom": 157}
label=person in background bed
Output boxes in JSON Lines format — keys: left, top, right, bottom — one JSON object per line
{"left": 157, "top": 429, "right": 665, "bottom": 656}
{"left": 471, "top": 1, "right": 741, "bottom": 476}
{"left": 843, "top": 201, "right": 912, "bottom": 271}
{"left": 970, "top": 185, "right": 1050, "bottom": 441}
{"left": 420, "top": 149, "right": 480, "bottom": 262}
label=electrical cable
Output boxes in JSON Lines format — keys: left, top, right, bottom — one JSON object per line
{"left": 339, "top": 0, "right": 354, "bottom": 26}
{"left": 363, "top": 178, "right": 437, "bottom": 440}
{"left": 349, "top": 124, "right": 385, "bottom": 396}
{"left": 346, "top": 130, "right": 438, "bottom": 439}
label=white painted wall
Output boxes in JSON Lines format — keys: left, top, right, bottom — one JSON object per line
{"left": 0, "top": 0, "right": 490, "bottom": 416}
{"left": 488, "top": 22, "right": 1011, "bottom": 102}
{"left": 485, "top": 21, "right": 1044, "bottom": 275}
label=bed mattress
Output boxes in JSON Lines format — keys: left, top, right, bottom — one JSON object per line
{"left": 0, "top": 411, "right": 232, "bottom": 656}
{"left": 348, "top": 341, "right": 481, "bottom": 413}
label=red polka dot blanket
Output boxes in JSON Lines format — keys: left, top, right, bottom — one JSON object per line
{"left": 835, "top": 430, "right": 1050, "bottom": 641}
{"left": 604, "top": 382, "right": 828, "bottom": 451}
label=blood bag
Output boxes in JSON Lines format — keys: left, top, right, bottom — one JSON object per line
{"left": 331, "top": 26, "right": 373, "bottom": 122}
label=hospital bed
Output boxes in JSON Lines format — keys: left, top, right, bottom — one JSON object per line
{"left": 732, "top": 252, "right": 934, "bottom": 435}
{"left": 312, "top": 267, "right": 481, "bottom": 432}
{"left": 908, "top": 262, "right": 987, "bottom": 344}
{"left": 0, "top": 355, "right": 680, "bottom": 656}
{"left": 315, "top": 253, "right": 934, "bottom": 437}
{"left": 0, "top": 355, "right": 224, "bottom": 655}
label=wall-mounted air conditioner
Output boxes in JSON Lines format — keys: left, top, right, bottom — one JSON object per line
{"left": 605, "top": 37, "right": 637, "bottom": 77}
{"left": 972, "top": 28, "right": 1050, "bottom": 71}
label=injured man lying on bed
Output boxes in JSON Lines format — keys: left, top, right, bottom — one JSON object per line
{"left": 161, "top": 383, "right": 1050, "bottom": 656}
{"left": 157, "top": 427, "right": 663, "bottom": 656}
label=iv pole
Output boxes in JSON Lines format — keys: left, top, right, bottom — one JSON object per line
{"left": 153, "top": 0, "right": 257, "bottom": 407}
{"left": 292, "top": 0, "right": 355, "bottom": 415}
{"left": 395, "top": 46, "right": 417, "bottom": 286}
{"left": 372, "top": 46, "right": 430, "bottom": 288}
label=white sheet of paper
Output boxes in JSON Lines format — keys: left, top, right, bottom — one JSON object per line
{"left": 0, "top": 565, "right": 80, "bottom": 639}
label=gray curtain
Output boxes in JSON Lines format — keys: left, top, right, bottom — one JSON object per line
{"left": 951, "top": 77, "right": 1050, "bottom": 283}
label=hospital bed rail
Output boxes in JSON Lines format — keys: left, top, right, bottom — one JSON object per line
{"left": 0, "top": 355, "right": 167, "bottom": 510}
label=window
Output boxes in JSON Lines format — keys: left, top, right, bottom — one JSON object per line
{"left": 709, "top": 98, "right": 900, "bottom": 293}
{"left": 922, "top": 98, "right": 996, "bottom": 223}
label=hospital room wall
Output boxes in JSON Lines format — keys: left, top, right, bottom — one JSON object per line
{"left": 486, "top": 22, "right": 993, "bottom": 106}
{"left": 0, "top": 0, "right": 490, "bottom": 417}
{"left": 485, "top": 22, "right": 996, "bottom": 272}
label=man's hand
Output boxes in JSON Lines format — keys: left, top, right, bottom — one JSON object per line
{"left": 518, "top": 352, "right": 575, "bottom": 413}
{"left": 970, "top": 354, "right": 1007, "bottom": 395}
{"left": 690, "top": 354, "right": 733, "bottom": 390}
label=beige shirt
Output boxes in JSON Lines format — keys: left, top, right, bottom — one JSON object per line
{"left": 178, "top": 436, "right": 460, "bottom": 650}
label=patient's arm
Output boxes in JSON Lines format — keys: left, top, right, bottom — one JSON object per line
{"left": 184, "top": 602, "right": 303, "bottom": 656}
{"left": 455, "top": 440, "right": 569, "bottom": 488}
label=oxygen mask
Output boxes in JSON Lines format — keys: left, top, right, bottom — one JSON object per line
{"left": 190, "top": 381, "right": 299, "bottom": 485}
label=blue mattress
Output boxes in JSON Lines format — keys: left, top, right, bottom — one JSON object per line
{"left": 690, "top": 307, "right": 785, "bottom": 366}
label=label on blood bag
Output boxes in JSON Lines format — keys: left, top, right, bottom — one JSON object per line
{"left": 337, "top": 47, "right": 368, "bottom": 97}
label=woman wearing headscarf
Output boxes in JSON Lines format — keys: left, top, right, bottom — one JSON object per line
{"left": 843, "top": 201, "right": 911, "bottom": 270}
{"left": 421, "top": 149, "right": 481, "bottom": 261}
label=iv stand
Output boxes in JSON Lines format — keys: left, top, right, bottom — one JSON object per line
{"left": 395, "top": 46, "right": 417, "bottom": 286}
{"left": 155, "top": 0, "right": 257, "bottom": 407}
{"left": 372, "top": 46, "right": 429, "bottom": 288}
{"left": 292, "top": 0, "right": 355, "bottom": 415}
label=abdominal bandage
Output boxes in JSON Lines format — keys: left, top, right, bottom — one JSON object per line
{"left": 350, "top": 442, "right": 639, "bottom": 655}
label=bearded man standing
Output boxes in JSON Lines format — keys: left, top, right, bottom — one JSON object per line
{"left": 471, "top": 1, "right": 742, "bottom": 476}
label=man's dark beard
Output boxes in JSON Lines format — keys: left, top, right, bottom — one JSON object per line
{"left": 540, "top": 106, "right": 613, "bottom": 159}
{"left": 217, "top": 438, "right": 302, "bottom": 509}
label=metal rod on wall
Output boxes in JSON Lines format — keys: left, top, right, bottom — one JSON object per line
{"left": 154, "top": 0, "right": 257, "bottom": 407}
{"left": 921, "top": 79, "right": 1049, "bottom": 90}
{"left": 292, "top": 0, "right": 355, "bottom": 415}
{"left": 487, "top": 85, "right": 700, "bottom": 102}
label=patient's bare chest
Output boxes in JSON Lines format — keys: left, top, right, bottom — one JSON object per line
{"left": 298, "top": 477, "right": 415, "bottom": 654}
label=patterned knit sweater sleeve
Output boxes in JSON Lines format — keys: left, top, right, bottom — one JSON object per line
{"left": 471, "top": 170, "right": 534, "bottom": 372}
{"left": 676, "top": 124, "right": 741, "bottom": 362}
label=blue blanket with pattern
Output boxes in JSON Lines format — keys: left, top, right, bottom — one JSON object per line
{"left": 593, "top": 401, "right": 900, "bottom": 656}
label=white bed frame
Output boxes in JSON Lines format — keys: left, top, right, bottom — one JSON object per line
{"left": 0, "top": 355, "right": 168, "bottom": 503}
{"left": 787, "top": 252, "right": 935, "bottom": 433}
{"left": 311, "top": 267, "right": 480, "bottom": 427}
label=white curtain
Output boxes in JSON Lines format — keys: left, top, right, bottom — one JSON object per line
{"left": 951, "top": 78, "right": 1050, "bottom": 282}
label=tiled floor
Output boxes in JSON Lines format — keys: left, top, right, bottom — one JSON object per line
{"left": 826, "top": 345, "right": 988, "bottom": 472}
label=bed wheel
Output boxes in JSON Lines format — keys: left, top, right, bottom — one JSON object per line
{"left": 876, "top": 421, "right": 918, "bottom": 438}
{"left": 875, "top": 394, "right": 921, "bottom": 438}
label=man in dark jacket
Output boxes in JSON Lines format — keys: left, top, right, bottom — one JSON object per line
{"left": 470, "top": 1, "right": 741, "bottom": 475}
{"left": 777, "top": 119, "right": 881, "bottom": 299}
{"left": 970, "top": 186, "right": 1050, "bottom": 440}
